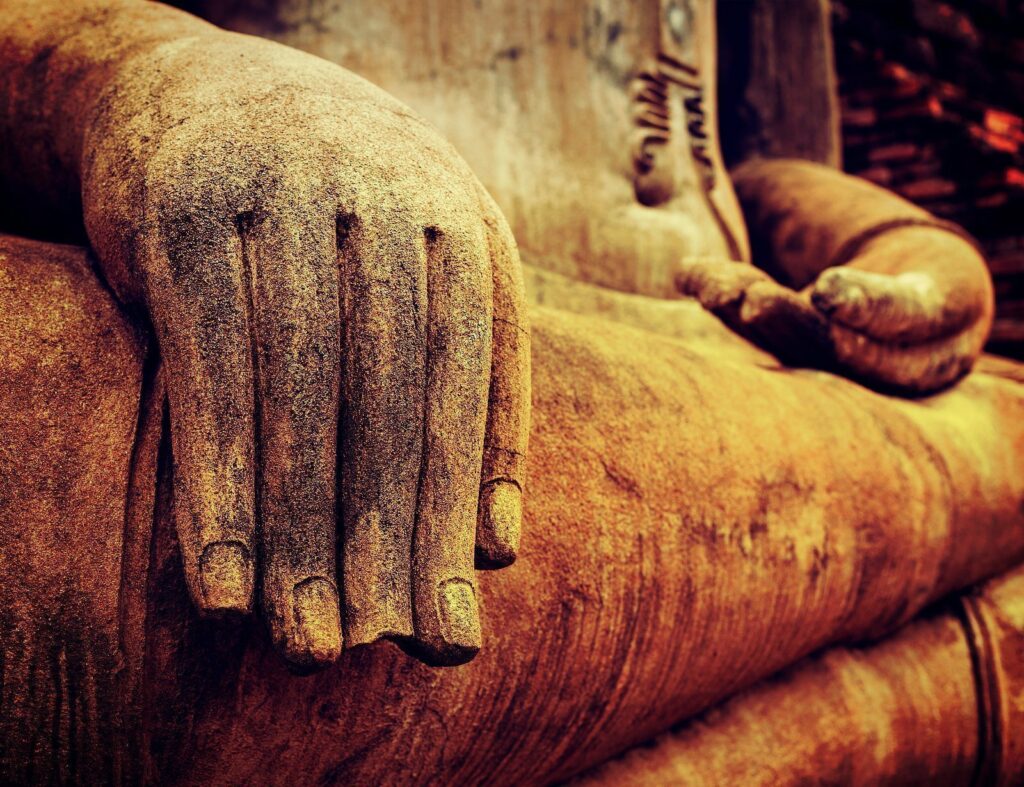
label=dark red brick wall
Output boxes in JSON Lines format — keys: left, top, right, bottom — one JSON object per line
{"left": 832, "top": 0, "right": 1024, "bottom": 358}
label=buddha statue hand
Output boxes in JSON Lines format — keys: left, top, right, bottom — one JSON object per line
{"left": 76, "top": 22, "right": 530, "bottom": 669}
{"left": 678, "top": 160, "right": 994, "bottom": 394}
{"left": 808, "top": 259, "right": 992, "bottom": 393}
{"left": 677, "top": 246, "right": 991, "bottom": 394}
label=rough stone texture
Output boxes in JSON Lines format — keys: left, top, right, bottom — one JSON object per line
{"left": 0, "top": 0, "right": 531, "bottom": 669}
{"left": 0, "top": 0, "right": 1022, "bottom": 783}
{"left": 575, "top": 604, "right": 980, "bottom": 785}
{"left": 576, "top": 560, "right": 1024, "bottom": 786}
{"left": 962, "top": 555, "right": 1024, "bottom": 785}
{"left": 182, "top": 0, "right": 753, "bottom": 292}
{"left": 3, "top": 234, "right": 1024, "bottom": 783}
{"left": 682, "top": 158, "right": 995, "bottom": 393}
{"left": 523, "top": 263, "right": 772, "bottom": 366}
{"left": 0, "top": 235, "right": 146, "bottom": 780}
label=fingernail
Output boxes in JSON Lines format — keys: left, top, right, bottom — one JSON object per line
{"left": 435, "top": 578, "right": 481, "bottom": 662}
{"left": 739, "top": 290, "right": 768, "bottom": 324}
{"left": 292, "top": 577, "right": 343, "bottom": 666}
{"left": 845, "top": 283, "right": 867, "bottom": 307}
{"left": 476, "top": 481, "right": 521, "bottom": 568}
{"left": 199, "top": 541, "right": 253, "bottom": 615}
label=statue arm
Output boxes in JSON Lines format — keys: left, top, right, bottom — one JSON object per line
{"left": 0, "top": 0, "right": 531, "bottom": 670}
{"left": 678, "top": 158, "right": 993, "bottom": 393}
{"left": 0, "top": 0, "right": 207, "bottom": 239}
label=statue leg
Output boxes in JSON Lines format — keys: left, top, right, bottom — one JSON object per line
{"left": 149, "top": 305, "right": 1024, "bottom": 782}
{"left": 578, "top": 561, "right": 1024, "bottom": 785}
{"left": 0, "top": 234, "right": 151, "bottom": 782}
{"left": 3, "top": 233, "right": 1024, "bottom": 783}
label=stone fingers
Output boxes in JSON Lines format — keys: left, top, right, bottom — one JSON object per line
{"left": 675, "top": 256, "right": 769, "bottom": 311}
{"left": 142, "top": 220, "right": 257, "bottom": 619}
{"left": 677, "top": 258, "right": 831, "bottom": 368}
{"left": 476, "top": 204, "right": 530, "bottom": 569}
{"left": 738, "top": 281, "right": 832, "bottom": 369}
{"left": 151, "top": 196, "right": 512, "bottom": 668}
{"left": 240, "top": 208, "right": 343, "bottom": 670}
{"left": 337, "top": 213, "right": 426, "bottom": 650}
{"left": 409, "top": 222, "right": 492, "bottom": 666}
{"left": 812, "top": 267, "right": 965, "bottom": 343}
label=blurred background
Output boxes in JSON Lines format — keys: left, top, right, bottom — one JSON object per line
{"left": 832, "top": 0, "right": 1024, "bottom": 359}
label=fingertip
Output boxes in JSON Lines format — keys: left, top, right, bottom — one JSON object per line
{"left": 676, "top": 259, "right": 769, "bottom": 311}
{"left": 738, "top": 281, "right": 777, "bottom": 325}
{"left": 197, "top": 541, "right": 253, "bottom": 617}
{"left": 439, "top": 578, "right": 482, "bottom": 659}
{"left": 475, "top": 481, "right": 521, "bottom": 569}
{"left": 419, "top": 578, "right": 482, "bottom": 666}
{"left": 278, "top": 577, "right": 343, "bottom": 671}
{"left": 812, "top": 268, "right": 867, "bottom": 318}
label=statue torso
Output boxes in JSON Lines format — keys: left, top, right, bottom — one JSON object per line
{"left": 191, "top": 0, "right": 750, "bottom": 295}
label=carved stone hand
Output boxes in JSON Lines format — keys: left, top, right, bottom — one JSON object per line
{"left": 679, "top": 160, "right": 994, "bottom": 394}
{"left": 0, "top": 0, "right": 529, "bottom": 669}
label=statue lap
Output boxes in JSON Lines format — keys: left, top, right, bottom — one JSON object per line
{"left": 3, "top": 234, "right": 1024, "bottom": 783}
{"left": 0, "top": 235, "right": 144, "bottom": 780}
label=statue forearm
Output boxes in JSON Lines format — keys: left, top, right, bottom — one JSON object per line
{"left": 0, "top": 0, "right": 213, "bottom": 239}
{"left": 732, "top": 159, "right": 993, "bottom": 346}
{"left": 733, "top": 159, "right": 963, "bottom": 286}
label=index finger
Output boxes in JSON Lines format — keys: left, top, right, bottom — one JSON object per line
{"left": 141, "top": 220, "right": 256, "bottom": 618}
{"left": 241, "top": 206, "right": 343, "bottom": 669}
